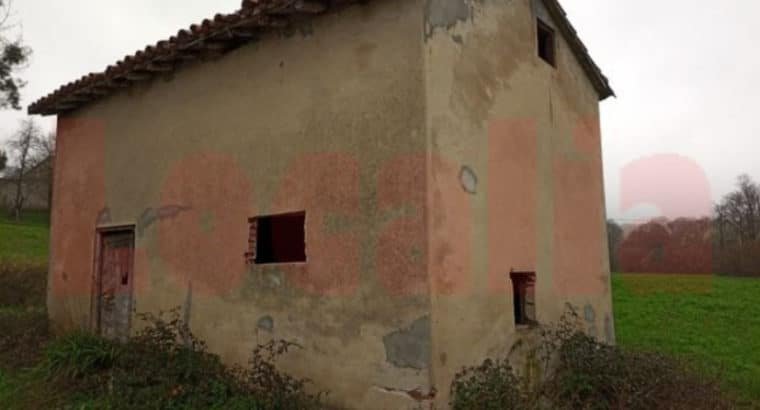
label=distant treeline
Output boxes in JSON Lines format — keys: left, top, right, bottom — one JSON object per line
{"left": 608, "top": 174, "right": 760, "bottom": 276}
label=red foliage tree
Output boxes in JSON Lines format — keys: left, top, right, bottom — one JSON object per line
{"left": 617, "top": 218, "right": 712, "bottom": 274}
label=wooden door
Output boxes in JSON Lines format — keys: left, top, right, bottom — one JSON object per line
{"left": 97, "top": 229, "right": 135, "bottom": 341}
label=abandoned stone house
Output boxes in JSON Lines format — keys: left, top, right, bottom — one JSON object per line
{"left": 29, "top": 0, "right": 615, "bottom": 408}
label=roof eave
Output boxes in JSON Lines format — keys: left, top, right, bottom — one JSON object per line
{"left": 540, "top": 0, "right": 614, "bottom": 101}
{"left": 28, "top": 0, "right": 615, "bottom": 115}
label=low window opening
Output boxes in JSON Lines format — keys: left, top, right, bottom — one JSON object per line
{"left": 537, "top": 19, "right": 556, "bottom": 67}
{"left": 248, "top": 212, "right": 306, "bottom": 265}
{"left": 511, "top": 271, "right": 537, "bottom": 326}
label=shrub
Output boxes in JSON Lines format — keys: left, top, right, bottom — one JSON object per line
{"left": 450, "top": 358, "right": 525, "bottom": 410}
{"left": 35, "top": 308, "right": 326, "bottom": 410}
{"left": 547, "top": 333, "right": 733, "bottom": 410}
{"left": 450, "top": 308, "right": 736, "bottom": 410}
{"left": 235, "top": 340, "right": 326, "bottom": 409}
{"left": 108, "top": 309, "right": 242, "bottom": 410}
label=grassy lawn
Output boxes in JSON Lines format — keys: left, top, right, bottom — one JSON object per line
{"left": 613, "top": 273, "right": 760, "bottom": 402}
{"left": 1, "top": 213, "right": 758, "bottom": 406}
{"left": 0, "top": 210, "right": 50, "bottom": 265}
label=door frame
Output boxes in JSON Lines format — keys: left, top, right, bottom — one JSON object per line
{"left": 90, "top": 224, "right": 136, "bottom": 334}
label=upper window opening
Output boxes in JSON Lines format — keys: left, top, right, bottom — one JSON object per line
{"left": 249, "top": 212, "right": 306, "bottom": 265}
{"left": 537, "top": 19, "right": 556, "bottom": 67}
{"left": 511, "top": 271, "right": 537, "bottom": 326}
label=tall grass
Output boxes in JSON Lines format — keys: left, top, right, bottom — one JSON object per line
{"left": 41, "top": 332, "right": 119, "bottom": 379}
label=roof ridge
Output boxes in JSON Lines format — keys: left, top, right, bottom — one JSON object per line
{"left": 28, "top": 0, "right": 612, "bottom": 116}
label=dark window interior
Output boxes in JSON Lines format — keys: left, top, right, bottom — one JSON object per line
{"left": 511, "top": 271, "right": 537, "bottom": 326}
{"left": 254, "top": 212, "right": 306, "bottom": 264}
{"left": 537, "top": 19, "right": 556, "bottom": 66}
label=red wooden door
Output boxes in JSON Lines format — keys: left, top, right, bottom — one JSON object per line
{"left": 97, "top": 229, "right": 135, "bottom": 341}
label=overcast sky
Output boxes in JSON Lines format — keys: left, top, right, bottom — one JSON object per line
{"left": 1, "top": 0, "right": 758, "bottom": 222}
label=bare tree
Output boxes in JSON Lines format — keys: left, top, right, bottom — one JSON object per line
{"left": 713, "top": 175, "right": 760, "bottom": 276}
{"left": 715, "top": 175, "right": 760, "bottom": 245}
{"left": 606, "top": 220, "right": 623, "bottom": 272}
{"left": 32, "top": 130, "right": 55, "bottom": 208}
{"left": 0, "top": 149, "right": 6, "bottom": 171}
{"left": 737, "top": 174, "right": 760, "bottom": 241}
{"left": 32, "top": 130, "right": 55, "bottom": 160}
{"left": 714, "top": 203, "right": 726, "bottom": 250}
{"left": 6, "top": 118, "right": 43, "bottom": 220}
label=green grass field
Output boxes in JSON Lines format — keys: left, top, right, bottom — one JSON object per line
{"left": 0, "top": 210, "right": 50, "bottom": 265}
{"left": 2, "top": 213, "right": 759, "bottom": 404}
{"left": 613, "top": 273, "right": 760, "bottom": 401}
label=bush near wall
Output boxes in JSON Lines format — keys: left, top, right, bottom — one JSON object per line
{"left": 450, "top": 310, "right": 737, "bottom": 410}
{"left": 2, "top": 308, "right": 329, "bottom": 410}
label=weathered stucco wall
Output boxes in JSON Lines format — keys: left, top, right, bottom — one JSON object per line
{"left": 423, "top": 0, "right": 614, "bottom": 406}
{"left": 49, "top": 0, "right": 613, "bottom": 408}
{"left": 50, "top": 1, "right": 435, "bottom": 408}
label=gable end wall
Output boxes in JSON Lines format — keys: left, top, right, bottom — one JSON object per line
{"left": 422, "top": 0, "right": 614, "bottom": 405}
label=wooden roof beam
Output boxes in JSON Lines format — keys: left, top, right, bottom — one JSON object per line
{"left": 294, "top": 0, "right": 327, "bottom": 14}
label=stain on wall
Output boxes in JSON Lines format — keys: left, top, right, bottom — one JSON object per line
{"left": 376, "top": 154, "right": 428, "bottom": 296}
{"left": 382, "top": 316, "right": 431, "bottom": 370}
{"left": 424, "top": 0, "right": 471, "bottom": 38}
{"left": 487, "top": 119, "right": 538, "bottom": 292}
{"left": 49, "top": 117, "right": 106, "bottom": 330}
{"left": 257, "top": 315, "right": 274, "bottom": 332}
{"left": 158, "top": 152, "right": 251, "bottom": 297}
{"left": 271, "top": 152, "right": 361, "bottom": 296}
{"left": 604, "top": 314, "right": 615, "bottom": 344}
{"left": 552, "top": 116, "right": 607, "bottom": 298}
{"left": 137, "top": 205, "right": 192, "bottom": 236}
{"left": 459, "top": 166, "right": 478, "bottom": 195}
{"left": 449, "top": 4, "right": 532, "bottom": 129}
{"left": 97, "top": 207, "right": 112, "bottom": 225}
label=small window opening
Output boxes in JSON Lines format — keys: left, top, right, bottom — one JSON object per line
{"left": 537, "top": 19, "right": 556, "bottom": 67}
{"left": 248, "top": 212, "right": 306, "bottom": 264}
{"left": 511, "top": 271, "right": 537, "bottom": 326}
